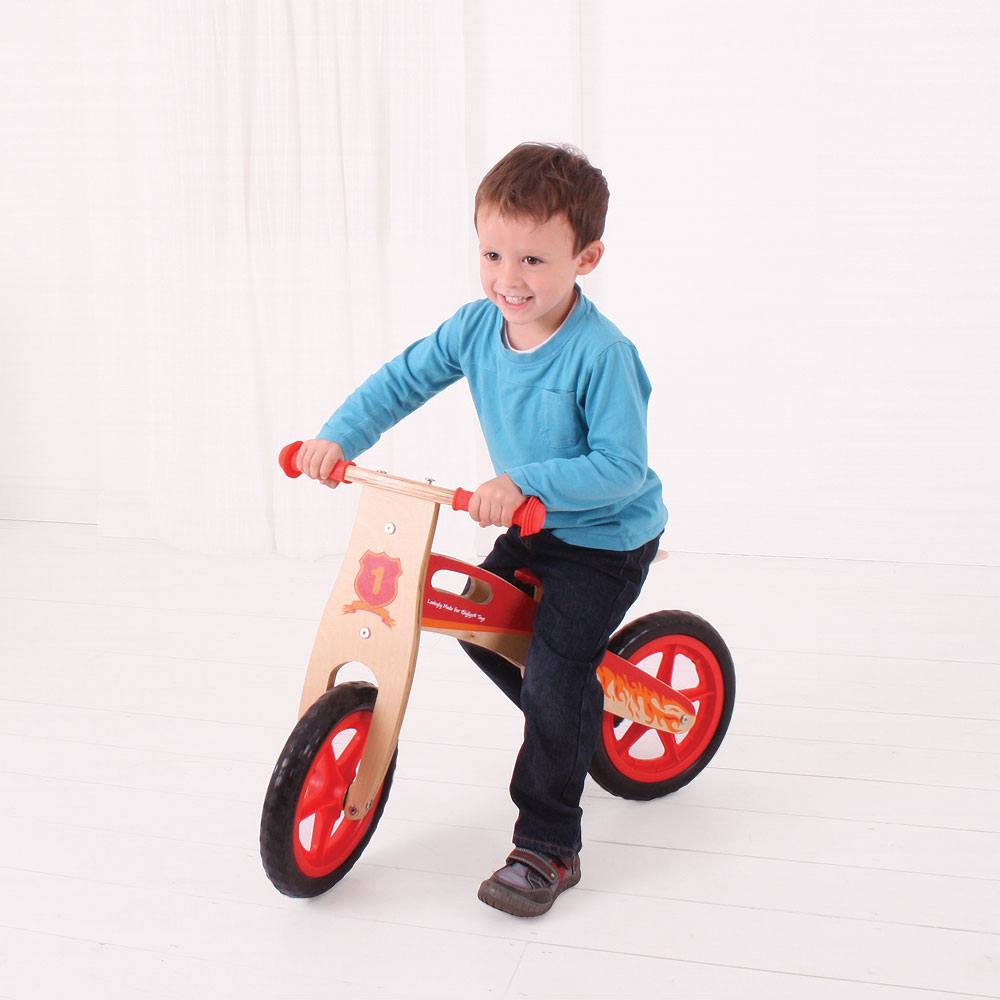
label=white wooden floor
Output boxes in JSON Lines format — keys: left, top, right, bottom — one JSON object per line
{"left": 0, "top": 519, "right": 998, "bottom": 1000}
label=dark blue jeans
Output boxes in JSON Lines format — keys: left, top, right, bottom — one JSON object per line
{"left": 459, "top": 526, "right": 659, "bottom": 859}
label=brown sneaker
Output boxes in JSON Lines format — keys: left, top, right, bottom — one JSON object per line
{"left": 477, "top": 848, "right": 581, "bottom": 917}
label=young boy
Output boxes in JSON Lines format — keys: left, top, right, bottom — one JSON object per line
{"left": 296, "top": 143, "right": 667, "bottom": 916}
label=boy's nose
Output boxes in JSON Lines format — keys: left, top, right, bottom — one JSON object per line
{"left": 499, "top": 260, "right": 522, "bottom": 288}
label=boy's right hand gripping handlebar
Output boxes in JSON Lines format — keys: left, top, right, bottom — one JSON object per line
{"left": 278, "top": 441, "right": 547, "bottom": 537}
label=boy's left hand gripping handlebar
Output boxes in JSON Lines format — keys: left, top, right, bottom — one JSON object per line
{"left": 278, "top": 441, "right": 546, "bottom": 537}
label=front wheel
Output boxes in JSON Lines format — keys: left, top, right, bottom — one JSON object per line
{"left": 260, "top": 681, "right": 396, "bottom": 897}
{"left": 589, "top": 611, "right": 735, "bottom": 800}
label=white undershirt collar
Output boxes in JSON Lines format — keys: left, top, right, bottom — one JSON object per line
{"left": 502, "top": 289, "right": 579, "bottom": 354}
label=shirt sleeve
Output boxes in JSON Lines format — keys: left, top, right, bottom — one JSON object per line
{"left": 505, "top": 342, "right": 652, "bottom": 512}
{"left": 317, "top": 313, "right": 466, "bottom": 460}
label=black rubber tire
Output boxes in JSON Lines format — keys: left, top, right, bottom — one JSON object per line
{"left": 589, "top": 611, "right": 735, "bottom": 801}
{"left": 260, "top": 681, "right": 396, "bottom": 897}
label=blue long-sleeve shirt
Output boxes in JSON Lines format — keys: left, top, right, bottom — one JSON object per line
{"left": 318, "top": 287, "right": 667, "bottom": 550}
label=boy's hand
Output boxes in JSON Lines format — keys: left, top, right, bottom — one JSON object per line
{"left": 467, "top": 473, "right": 526, "bottom": 528}
{"left": 296, "top": 438, "right": 345, "bottom": 489}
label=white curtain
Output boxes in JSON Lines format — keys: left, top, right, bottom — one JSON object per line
{"left": 77, "top": 0, "right": 586, "bottom": 558}
{"left": 82, "top": 2, "right": 452, "bottom": 557}
{"left": 3, "top": 2, "right": 998, "bottom": 563}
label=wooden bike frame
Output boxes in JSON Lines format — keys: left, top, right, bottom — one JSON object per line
{"left": 287, "top": 452, "right": 697, "bottom": 822}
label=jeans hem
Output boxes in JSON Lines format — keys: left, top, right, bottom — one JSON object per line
{"left": 513, "top": 835, "right": 582, "bottom": 860}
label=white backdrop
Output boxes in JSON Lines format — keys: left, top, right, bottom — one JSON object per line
{"left": 1, "top": 1, "right": 998, "bottom": 564}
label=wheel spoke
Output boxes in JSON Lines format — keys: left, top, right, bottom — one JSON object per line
{"left": 310, "top": 803, "right": 340, "bottom": 855}
{"left": 655, "top": 647, "right": 676, "bottom": 685}
{"left": 618, "top": 722, "right": 646, "bottom": 753}
{"left": 299, "top": 741, "right": 339, "bottom": 815}
{"left": 336, "top": 728, "right": 366, "bottom": 780}
{"left": 657, "top": 729, "right": 680, "bottom": 762}
{"left": 680, "top": 685, "right": 714, "bottom": 704}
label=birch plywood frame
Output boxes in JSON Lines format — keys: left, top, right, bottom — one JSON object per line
{"left": 298, "top": 485, "right": 438, "bottom": 820}
{"left": 423, "top": 621, "right": 531, "bottom": 670}
{"left": 421, "top": 556, "right": 535, "bottom": 670}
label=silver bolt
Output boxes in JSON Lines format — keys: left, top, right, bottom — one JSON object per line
{"left": 384, "top": 522, "right": 396, "bottom": 534}
{"left": 360, "top": 627, "right": 371, "bottom": 639}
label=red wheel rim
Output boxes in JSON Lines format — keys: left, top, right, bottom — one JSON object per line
{"left": 602, "top": 633, "right": 725, "bottom": 783}
{"left": 292, "top": 709, "right": 383, "bottom": 878}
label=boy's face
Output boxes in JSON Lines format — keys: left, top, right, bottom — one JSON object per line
{"left": 476, "top": 206, "right": 603, "bottom": 345}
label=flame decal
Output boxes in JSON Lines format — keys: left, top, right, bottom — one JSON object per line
{"left": 597, "top": 664, "right": 694, "bottom": 734}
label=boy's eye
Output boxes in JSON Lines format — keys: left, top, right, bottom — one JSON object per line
{"left": 482, "top": 252, "right": 543, "bottom": 265}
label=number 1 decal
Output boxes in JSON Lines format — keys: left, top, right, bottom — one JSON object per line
{"left": 344, "top": 550, "right": 403, "bottom": 628}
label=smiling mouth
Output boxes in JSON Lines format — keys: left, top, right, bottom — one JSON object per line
{"left": 501, "top": 295, "right": 532, "bottom": 306}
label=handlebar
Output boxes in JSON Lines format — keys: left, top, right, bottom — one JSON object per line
{"left": 278, "top": 441, "right": 547, "bottom": 537}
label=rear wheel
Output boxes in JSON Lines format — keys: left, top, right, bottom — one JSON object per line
{"left": 589, "top": 611, "right": 735, "bottom": 800}
{"left": 260, "top": 681, "right": 395, "bottom": 897}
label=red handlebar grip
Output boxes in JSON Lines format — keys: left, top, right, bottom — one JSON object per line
{"left": 327, "top": 460, "right": 354, "bottom": 483}
{"left": 513, "top": 496, "right": 547, "bottom": 537}
{"left": 450, "top": 489, "right": 547, "bottom": 537}
{"left": 278, "top": 441, "right": 354, "bottom": 483}
{"left": 451, "top": 488, "right": 474, "bottom": 512}
{"left": 278, "top": 441, "right": 304, "bottom": 478}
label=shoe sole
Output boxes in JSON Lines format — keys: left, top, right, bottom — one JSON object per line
{"left": 477, "top": 869, "right": 581, "bottom": 918}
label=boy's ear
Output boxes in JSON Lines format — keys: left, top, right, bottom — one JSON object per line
{"left": 575, "top": 240, "right": 605, "bottom": 275}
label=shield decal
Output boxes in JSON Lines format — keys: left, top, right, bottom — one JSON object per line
{"left": 343, "top": 550, "right": 403, "bottom": 628}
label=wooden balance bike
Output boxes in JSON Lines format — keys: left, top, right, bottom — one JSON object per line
{"left": 260, "top": 442, "right": 736, "bottom": 897}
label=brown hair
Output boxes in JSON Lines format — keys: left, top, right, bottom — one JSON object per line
{"left": 474, "top": 143, "right": 609, "bottom": 256}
